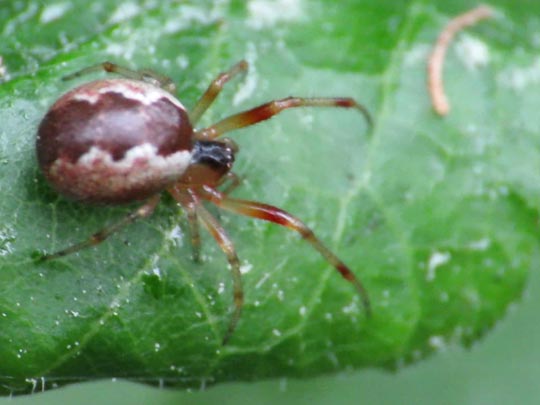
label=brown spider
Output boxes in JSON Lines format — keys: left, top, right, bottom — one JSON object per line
{"left": 36, "top": 60, "right": 372, "bottom": 344}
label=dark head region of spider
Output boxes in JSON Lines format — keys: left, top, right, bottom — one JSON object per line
{"left": 191, "top": 140, "right": 235, "bottom": 174}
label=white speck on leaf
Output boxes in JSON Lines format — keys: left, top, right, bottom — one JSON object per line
{"left": 498, "top": 57, "right": 540, "bottom": 90}
{"left": 468, "top": 238, "right": 491, "bottom": 251}
{"left": 240, "top": 261, "right": 253, "bottom": 274}
{"left": 176, "top": 55, "right": 189, "bottom": 70}
{"left": 217, "top": 282, "right": 225, "bottom": 295}
{"left": 105, "top": 42, "right": 135, "bottom": 59}
{"left": 0, "top": 225, "right": 15, "bottom": 256}
{"left": 167, "top": 225, "right": 184, "bottom": 247}
{"left": 428, "top": 335, "right": 447, "bottom": 350}
{"left": 162, "top": 4, "right": 222, "bottom": 33}
{"left": 342, "top": 300, "right": 358, "bottom": 314}
{"left": 426, "top": 251, "right": 451, "bottom": 282}
{"left": 109, "top": 298, "right": 121, "bottom": 309}
{"left": 277, "top": 290, "right": 285, "bottom": 301}
{"left": 455, "top": 35, "right": 490, "bottom": 71}
{"left": 39, "top": 2, "right": 71, "bottom": 24}
{"left": 109, "top": 2, "right": 140, "bottom": 24}
{"left": 404, "top": 44, "right": 430, "bottom": 66}
{"left": 247, "top": 0, "right": 304, "bottom": 29}
{"left": 0, "top": 56, "right": 8, "bottom": 80}
{"left": 299, "top": 112, "right": 314, "bottom": 128}
{"left": 255, "top": 272, "right": 271, "bottom": 288}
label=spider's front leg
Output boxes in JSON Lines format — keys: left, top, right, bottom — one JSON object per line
{"left": 196, "top": 96, "right": 373, "bottom": 140}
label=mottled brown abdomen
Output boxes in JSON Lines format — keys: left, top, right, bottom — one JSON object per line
{"left": 37, "top": 78, "right": 194, "bottom": 204}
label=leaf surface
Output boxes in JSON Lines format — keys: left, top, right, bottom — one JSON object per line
{"left": 0, "top": 0, "right": 538, "bottom": 394}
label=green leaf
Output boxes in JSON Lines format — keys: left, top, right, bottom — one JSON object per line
{"left": 1, "top": 0, "right": 539, "bottom": 395}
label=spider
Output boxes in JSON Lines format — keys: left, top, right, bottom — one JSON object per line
{"left": 36, "top": 60, "right": 372, "bottom": 344}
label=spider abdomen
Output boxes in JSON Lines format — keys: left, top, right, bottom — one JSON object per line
{"left": 36, "top": 78, "right": 194, "bottom": 204}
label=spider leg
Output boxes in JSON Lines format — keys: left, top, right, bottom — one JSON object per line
{"left": 200, "top": 185, "right": 371, "bottom": 315}
{"left": 62, "top": 61, "right": 176, "bottom": 93}
{"left": 190, "top": 60, "right": 248, "bottom": 124}
{"left": 218, "top": 172, "right": 243, "bottom": 195}
{"left": 169, "top": 186, "right": 244, "bottom": 345}
{"left": 169, "top": 186, "right": 202, "bottom": 262}
{"left": 39, "top": 195, "right": 160, "bottom": 261}
{"left": 185, "top": 202, "right": 202, "bottom": 263}
{"left": 195, "top": 96, "right": 372, "bottom": 140}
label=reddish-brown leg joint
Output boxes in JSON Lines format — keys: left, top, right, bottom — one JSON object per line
{"left": 190, "top": 60, "right": 249, "bottom": 125}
